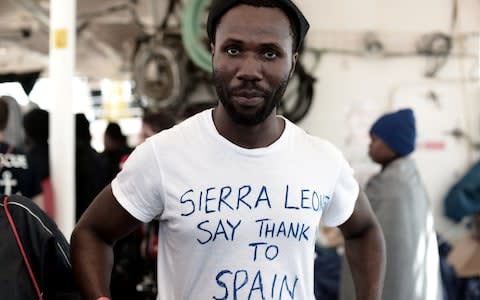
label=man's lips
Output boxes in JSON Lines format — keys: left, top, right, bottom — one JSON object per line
{"left": 232, "top": 89, "right": 264, "bottom": 98}
{"left": 232, "top": 95, "right": 264, "bottom": 106}
{"left": 231, "top": 89, "right": 265, "bottom": 106}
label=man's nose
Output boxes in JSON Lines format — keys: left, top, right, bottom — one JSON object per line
{"left": 236, "top": 54, "right": 262, "bottom": 82}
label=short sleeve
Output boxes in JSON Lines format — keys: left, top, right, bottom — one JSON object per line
{"left": 321, "top": 153, "right": 359, "bottom": 227}
{"left": 111, "top": 140, "right": 164, "bottom": 223}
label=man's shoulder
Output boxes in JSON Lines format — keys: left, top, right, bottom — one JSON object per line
{"left": 288, "top": 123, "right": 343, "bottom": 157}
{"left": 149, "top": 110, "right": 208, "bottom": 143}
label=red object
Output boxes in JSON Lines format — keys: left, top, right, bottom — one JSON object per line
{"left": 96, "top": 297, "right": 111, "bottom": 300}
{"left": 119, "top": 154, "right": 130, "bottom": 170}
{"left": 149, "top": 235, "right": 159, "bottom": 260}
{"left": 418, "top": 141, "right": 446, "bottom": 150}
{"left": 41, "top": 178, "right": 55, "bottom": 219}
{"left": 3, "top": 196, "right": 44, "bottom": 300}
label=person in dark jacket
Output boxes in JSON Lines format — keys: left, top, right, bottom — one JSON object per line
{"left": 101, "top": 122, "right": 133, "bottom": 181}
{"left": 0, "top": 194, "right": 80, "bottom": 299}
{"left": 23, "top": 108, "right": 50, "bottom": 182}
{"left": 75, "top": 113, "right": 108, "bottom": 221}
{"left": 23, "top": 108, "right": 56, "bottom": 217}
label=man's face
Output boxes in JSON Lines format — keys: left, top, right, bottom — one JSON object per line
{"left": 212, "top": 4, "right": 298, "bottom": 126}
{"left": 368, "top": 134, "right": 397, "bottom": 164}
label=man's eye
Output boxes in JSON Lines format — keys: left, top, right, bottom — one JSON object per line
{"left": 264, "top": 51, "right": 277, "bottom": 59}
{"left": 226, "top": 48, "right": 240, "bottom": 56}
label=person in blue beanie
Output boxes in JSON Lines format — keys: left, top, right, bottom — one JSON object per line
{"left": 340, "top": 108, "right": 443, "bottom": 300}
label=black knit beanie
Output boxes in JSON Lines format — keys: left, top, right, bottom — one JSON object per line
{"left": 207, "top": 0, "right": 310, "bottom": 52}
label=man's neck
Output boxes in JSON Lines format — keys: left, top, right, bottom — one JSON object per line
{"left": 381, "top": 155, "right": 401, "bottom": 170}
{"left": 212, "top": 106, "right": 285, "bottom": 149}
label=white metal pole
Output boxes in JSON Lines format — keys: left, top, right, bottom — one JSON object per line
{"left": 49, "top": 0, "right": 76, "bottom": 238}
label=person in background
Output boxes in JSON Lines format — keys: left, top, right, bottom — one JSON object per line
{"left": 139, "top": 110, "right": 177, "bottom": 143}
{"left": 0, "top": 96, "right": 43, "bottom": 207}
{"left": 75, "top": 113, "right": 108, "bottom": 221}
{"left": 23, "top": 108, "right": 54, "bottom": 217}
{"left": 1, "top": 95, "right": 26, "bottom": 150}
{"left": 108, "top": 111, "right": 177, "bottom": 299}
{"left": 101, "top": 122, "right": 139, "bottom": 300}
{"left": 135, "top": 110, "right": 177, "bottom": 297}
{"left": 23, "top": 108, "right": 49, "bottom": 182}
{"left": 444, "top": 156, "right": 480, "bottom": 223}
{"left": 102, "top": 122, "right": 133, "bottom": 181}
{"left": 340, "top": 108, "right": 443, "bottom": 300}
{"left": 0, "top": 194, "right": 81, "bottom": 299}
{"left": 71, "top": 1, "right": 386, "bottom": 299}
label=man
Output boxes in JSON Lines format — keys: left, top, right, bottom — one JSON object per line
{"left": 101, "top": 122, "right": 133, "bottom": 181}
{"left": 71, "top": 1, "right": 386, "bottom": 299}
{"left": 23, "top": 108, "right": 50, "bottom": 183}
{"left": 23, "top": 108, "right": 54, "bottom": 216}
{"left": 340, "top": 109, "right": 442, "bottom": 300}
{"left": 0, "top": 96, "right": 43, "bottom": 207}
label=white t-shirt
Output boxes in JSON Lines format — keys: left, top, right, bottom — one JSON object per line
{"left": 112, "top": 109, "right": 359, "bottom": 300}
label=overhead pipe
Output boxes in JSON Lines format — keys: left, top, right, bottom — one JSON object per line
{"left": 11, "top": 0, "right": 49, "bottom": 27}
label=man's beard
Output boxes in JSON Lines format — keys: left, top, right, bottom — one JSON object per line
{"left": 213, "top": 70, "right": 289, "bottom": 126}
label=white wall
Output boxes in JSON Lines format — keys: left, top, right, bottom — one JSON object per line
{"left": 294, "top": 0, "right": 480, "bottom": 242}
{"left": 298, "top": 0, "right": 480, "bottom": 33}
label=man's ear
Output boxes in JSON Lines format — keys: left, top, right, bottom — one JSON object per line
{"left": 210, "top": 43, "right": 216, "bottom": 73}
{"left": 289, "top": 52, "right": 298, "bottom": 79}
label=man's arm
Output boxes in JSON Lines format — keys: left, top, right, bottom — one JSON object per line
{"left": 339, "top": 189, "right": 386, "bottom": 300}
{"left": 70, "top": 184, "right": 142, "bottom": 300}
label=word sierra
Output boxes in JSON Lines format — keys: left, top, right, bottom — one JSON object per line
{"left": 179, "top": 185, "right": 331, "bottom": 216}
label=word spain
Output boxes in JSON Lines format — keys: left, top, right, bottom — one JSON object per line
{"left": 213, "top": 269, "right": 298, "bottom": 300}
